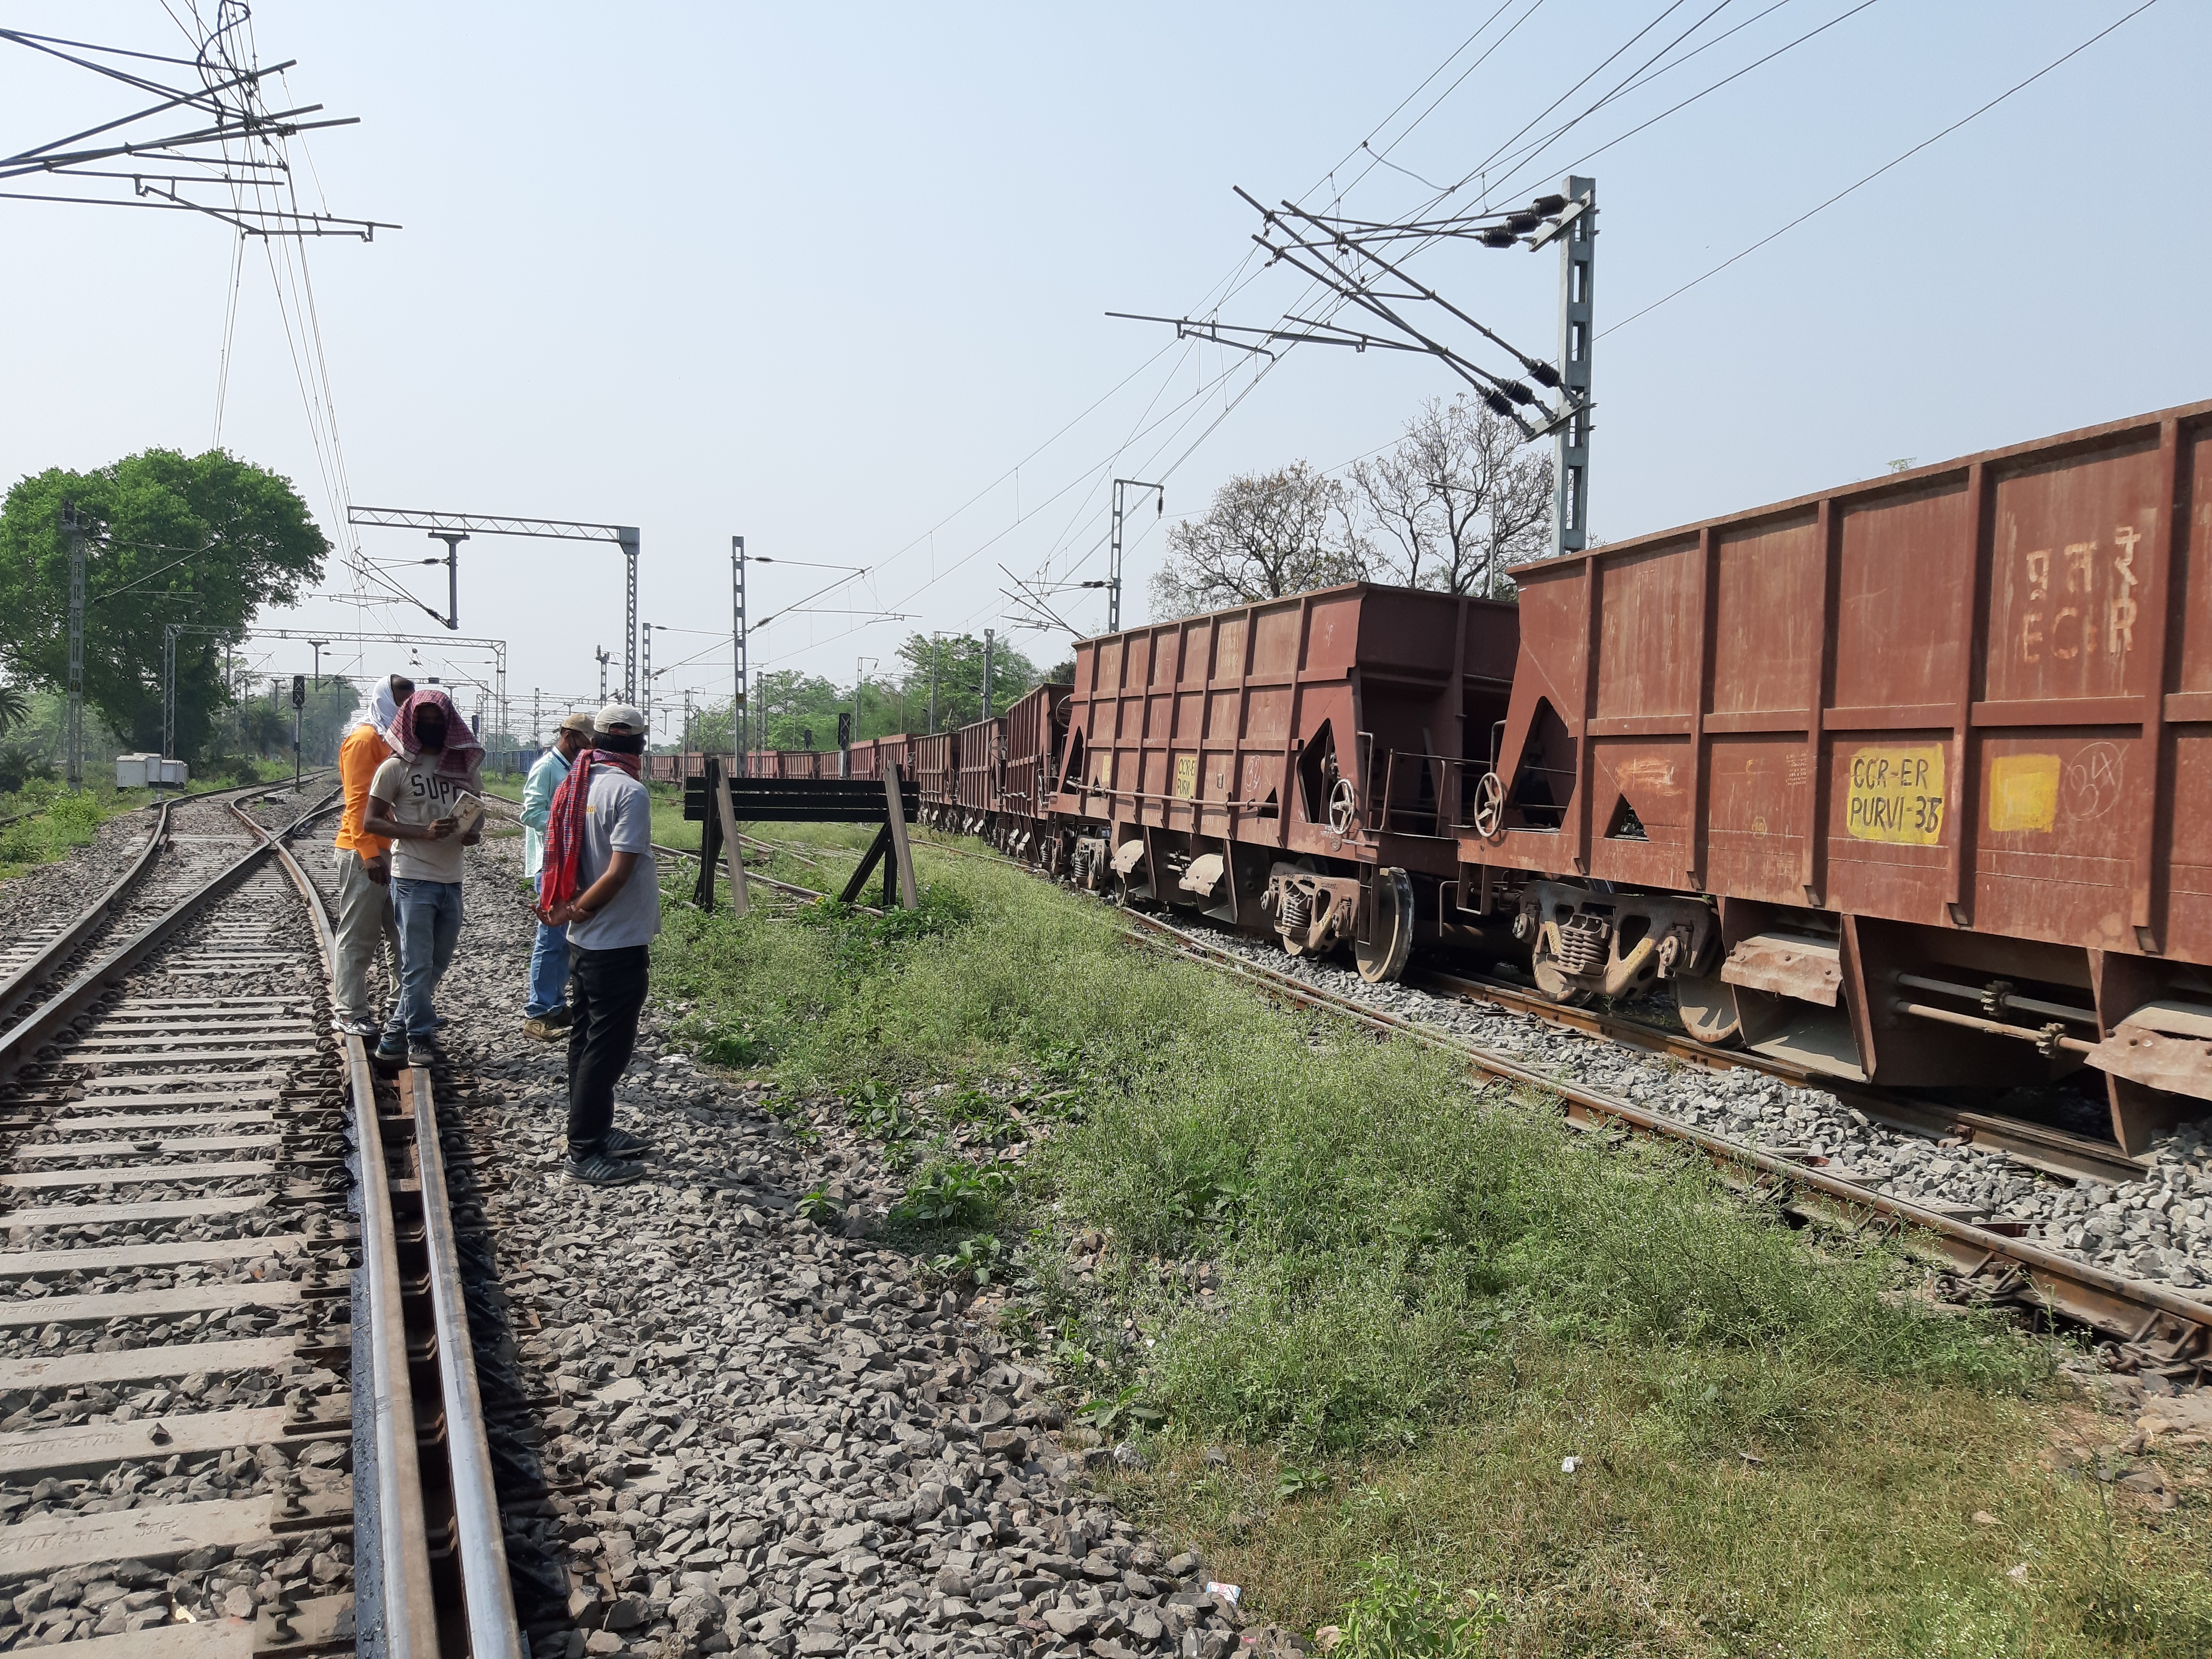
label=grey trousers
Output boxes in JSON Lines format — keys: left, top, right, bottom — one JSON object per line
{"left": 334, "top": 848, "right": 400, "bottom": 1025}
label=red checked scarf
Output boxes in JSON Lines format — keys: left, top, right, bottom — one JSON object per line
{"left": 383, "top": 689, "right": 485, "bottom": 781}
{"left": 537, "top": 745, "right": 642, "bottom": 915}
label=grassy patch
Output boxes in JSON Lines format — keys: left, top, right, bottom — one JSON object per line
{"left": 654, "top": 821, "right": 2212, "bottom": 1655}
{"left": 0, "top": 778, "right": 149, "bottom": 876}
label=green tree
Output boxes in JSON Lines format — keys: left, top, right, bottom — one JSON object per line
{"left": 890, "top": 632, "right": 1041, "bottom": 735}
{"left": 0, "top": 450, "right": 328, "bottom": 762}
{"left": 717, "top": 635, "right": 1050, "bottom": 756}
{"left": 0, "top": 683, "right": 26, "bottom": 738}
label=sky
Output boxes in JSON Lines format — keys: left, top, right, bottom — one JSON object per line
{"left": 3, "top": 0, "right": 2207, "bottom": 744}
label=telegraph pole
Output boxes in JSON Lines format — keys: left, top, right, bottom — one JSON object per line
{"left": 926, "top": 634, "right": 942, "bottom": 734}
{"left": 982, "top": 628, "right": 996, "bottom": 720}
{"left": 596, "top": 648, "right": 610, "bottom": 705}
{"left": 61, "top": 502, "right": 87, "bottom": 792}
{"left": 731, "top": 535, "right": 747, "bottom": 774}
{"left": 1108, "top": 480, "right": 1163, "bottom": 633}
{"left": 641, "top": 623, "right": 653, "bottom": 730}
{"left": 1547, "top": 175, "right": 1596, "bottom": 558}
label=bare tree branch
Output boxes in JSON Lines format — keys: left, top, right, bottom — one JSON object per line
{"left": 1149, "top": 463, "right": 1367, "bottom": 620}
{"left": 1352, "top": 396, "right": 1552, "bottom": 598}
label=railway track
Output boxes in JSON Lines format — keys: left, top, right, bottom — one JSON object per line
{"left": 1121, "top": 906, "right": 2212, "bottom": 1381}
{"left": 0, "top": 786, "right": 520, "bottom": 1655}
{"left": 0, "top": 780, "right": 332, "bottom": 1043}
{"left": 1401, "top": 963, "right": 2148, "bottom": 1187}
{"left": 897, "top": 828, "right": 2153, "bottom": 1180}
{"left": 525, "top": 794, "right": 2208, "bottom": 1370}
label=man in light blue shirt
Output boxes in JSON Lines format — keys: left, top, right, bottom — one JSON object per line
{"left": 520, "top": 712, "right": 592, "bottom": 1038}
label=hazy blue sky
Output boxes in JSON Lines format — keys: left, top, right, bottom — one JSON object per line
{"left": 4, "top": 2, "right": 2205, "bottom": 739}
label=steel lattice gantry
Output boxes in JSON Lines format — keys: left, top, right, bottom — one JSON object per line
{"left": 345, "top": 507, "right": 641, "bottom": 700}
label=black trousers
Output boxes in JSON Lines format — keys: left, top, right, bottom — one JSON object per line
{"left": 565, "top": 944, "right": 651, "bottom": 1153}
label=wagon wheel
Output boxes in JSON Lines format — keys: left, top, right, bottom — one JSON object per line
{"left": 1471, "top": 770, "right": 1506, "bottom": 839}
{"left": 1354, "top": 868, "right": 1416, "bottom": 984}
{"left": 1327, "top": 777, "right": 1359, "bottom": 836}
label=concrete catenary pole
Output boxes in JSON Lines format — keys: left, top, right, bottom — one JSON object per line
{"left": 731, "top": 535, "right": 747, "bottom": 774}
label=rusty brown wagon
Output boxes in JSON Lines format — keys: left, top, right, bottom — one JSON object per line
{"left": 1475, "top": 397, "right": 2212, "bottom": 1151}
{"left": 1052, "top": 584, "right": 1522, "bottom": 982}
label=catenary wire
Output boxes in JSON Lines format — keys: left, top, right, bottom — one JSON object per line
{"left": 1602, "top": 0, "right": 2162, "bottom": 337}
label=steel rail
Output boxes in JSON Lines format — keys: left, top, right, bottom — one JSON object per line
{"left": 1124, "top": 908, "right": 2212, "bottom": 1368}
{"left": 0, "top": 772, "right": 335, "bottom": 1015}
{"left": 1407, "top": 963, "right": 2148, "bottom": 1187}
{"left": 120, "top": 765, "right": 338, "bottom": 812}
{"left": 405, "top": 1066, "right": 524, "bottom": 1656}
{"left": 0, "top": 796, "right": 173, "bottom": 1018}
{"left": 260, "top": 810, "right": 443, "bottom": 1658}
{"left": 0, "top": 789, "right": 337, "bottom": 1084}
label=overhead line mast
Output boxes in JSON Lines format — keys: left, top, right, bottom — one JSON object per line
{"left": 1111, "top": 177, "right": 1597, "bottom": 558}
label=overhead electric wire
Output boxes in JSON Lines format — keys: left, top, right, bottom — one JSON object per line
{"left": 1604, "top": 0, "right": 2163, "bottom": 336}
{"left": 767, "top": 3, "right": 1561, "bottom": 668}
{"left": 1480, "top": 0, "right": 1880, "bottom": 208}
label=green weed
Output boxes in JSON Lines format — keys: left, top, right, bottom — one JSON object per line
{"left": 1075, "top": 1382, "right": 1164, "bottom": 1438}
{"left": 892, "top": 1162, "right": 1008, "bottom": 1229}
{"left": 929, "top": 1232, "right": 1007, "bottom": 1287}
{"left": 1335, "top": 1557, "right": 1502, "bottom": 1659}
{"left": 655, "top": 823, "right": 2212, "bottom": 1656}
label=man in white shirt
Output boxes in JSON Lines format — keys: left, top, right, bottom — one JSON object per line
{"left": 363, "top": 690, "right": 484, "bottom": 1069}
{"left": 520, "top": 711, "right": 593, "bottom": 1039}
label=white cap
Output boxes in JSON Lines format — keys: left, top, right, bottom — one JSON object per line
{"left": 595, "top": 702, "right": 646, "bottom": 733}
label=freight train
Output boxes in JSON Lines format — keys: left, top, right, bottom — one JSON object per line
{"left": 703, "top": 400, "right": 2212, "bottom": 1155}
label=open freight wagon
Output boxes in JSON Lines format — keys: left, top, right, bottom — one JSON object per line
{"left": 1051, "top": 583, "right": 1522, "bottom": 980}
{"left": 1476, "top": 398, "right": 2212, "bottom": 1151}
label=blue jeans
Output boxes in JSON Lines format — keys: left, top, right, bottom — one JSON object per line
{"left": 526, "top": 872, "right": 569, "bottom": 1018}
{"left": 383, "top": 879, "right": 464, "bottom": 1044}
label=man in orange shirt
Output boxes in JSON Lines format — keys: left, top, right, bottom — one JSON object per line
{"left": 332, "top": 673, "right": 412, "bottom": 1035}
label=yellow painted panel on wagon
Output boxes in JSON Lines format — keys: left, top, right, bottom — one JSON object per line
{"left": 1173, "top": 755, "right": 1198, "bottom": 799}
{"left": 1845, "top": 744, "right": 1946, "bottom": 845}
{"left": 1987, "top": 752, "right": 2061, "bottom": 833}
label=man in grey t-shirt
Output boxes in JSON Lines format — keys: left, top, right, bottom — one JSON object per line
{"left": 541, "top": 703, "right": 660, "bottom": 1184}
